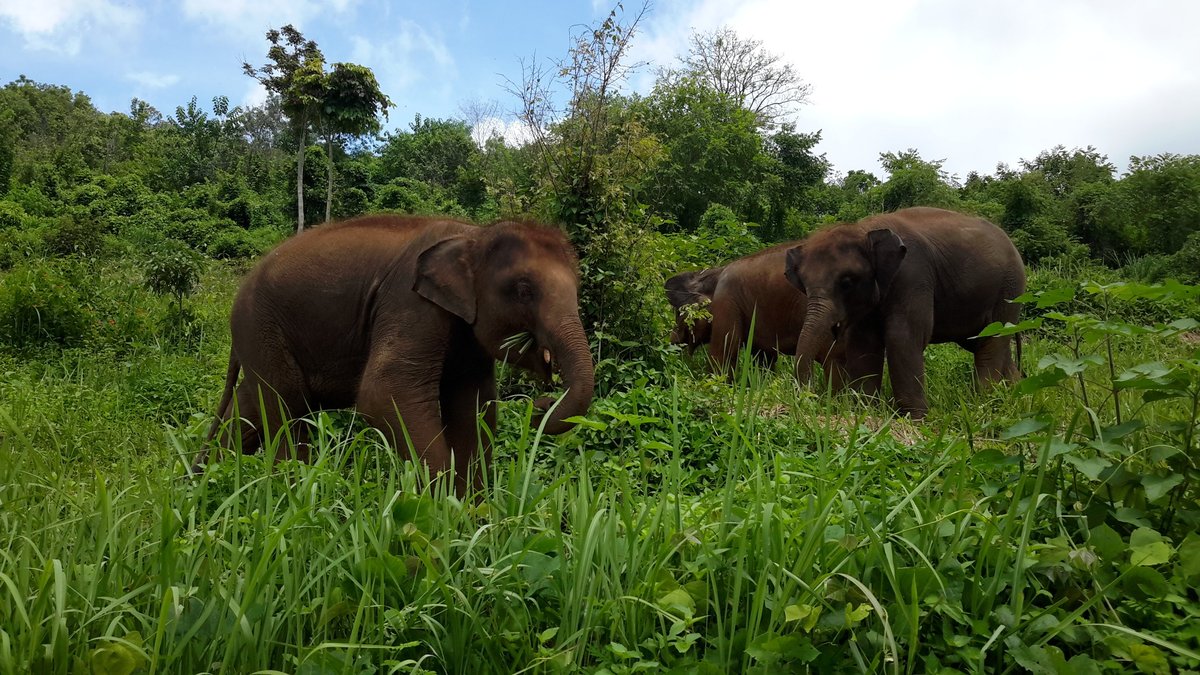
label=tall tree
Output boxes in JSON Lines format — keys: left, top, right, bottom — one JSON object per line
{"left": 243, "top": 25, "right": 325, "bottom": 232}
{"left": 666, "top": 27, "right": 811, "bottom": 129}
{"left": 319, "top": 62, "right": 391, "bottom": 222}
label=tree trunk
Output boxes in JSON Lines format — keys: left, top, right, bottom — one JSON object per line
{"left": 325, "top": 132, "right": 334, "bottom": 223}
{"left": 295, "top": 125, "right": 306, "bottom": 233}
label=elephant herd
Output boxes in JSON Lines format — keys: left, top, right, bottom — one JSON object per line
{"left": 193, "top": 207, "right": 1026, "bottom": 496}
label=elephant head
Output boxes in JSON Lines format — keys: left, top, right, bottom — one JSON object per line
{"left": 784, "top": 226, "right": 906, "bottom": 383}
{"left": 664, "top": 267, "right": 724, "bottom": 354}
{"left": 415, "top": 221, "right": 594, "bottom": 434}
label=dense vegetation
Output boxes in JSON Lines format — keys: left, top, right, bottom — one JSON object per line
{"left": 2, "top": 7, "right": 1199, "bottom": 674}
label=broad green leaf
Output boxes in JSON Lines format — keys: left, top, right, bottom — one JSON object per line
{"left": 1038, "top": 353, "right": 1104, "bottom": 376}
{"left": 538, "top": 627, "right": 558, "bottom": 644}
{"left": 1015, "top": 370, "right": 1069, "bottom": 395}
{"left": 844, "top": 603, "right": 872, "bottom": 625}
{"left": 784, "top": 603, "right": 820, "bottom": 632}
{"left": 609, "top": 641, "right": 641, "bottom": 660}
{"left": 1063, "top": 455, "right": 1110, "bottom": 480}
{"left": 1128, "top": 643, "right": 1171, "bottom": 675}
{"left": 977, "top": 317, "right": 1042, "bottom": 337}
{"left": 1001, "top": 416, "right": 1050, "bottom": 440}
{"left": 1088, "top": 524, "right": 1125, "bottom": 562}
{"left": 656, "top": 588, "right": 696, "bottom": 619}
{"left": 1141, "top": 473, "right": 1183, "bottom": 503}
{"left": 1178, "top": 533, "right": 1200, "bottom": 581}
{"left": 1129, "top": 528, "right": 1173, "bottom": 566}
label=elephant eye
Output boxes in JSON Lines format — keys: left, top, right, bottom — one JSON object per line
{"left": 839, "top": 275, "right": 856, "bottom": 289}
{"left": 512, "top": 278, "right": 537, "bottom": 303}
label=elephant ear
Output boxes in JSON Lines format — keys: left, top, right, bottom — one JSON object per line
{"left": 414, "top": 236, "right": 476, "bottom": 323}
{"left": 665, "top": 267, "right": 722, "bottom": 308}
{"left": 784, "top": 245, "right": 806, "bottom": 293}
{"left": 868, "top": 228, "right": 907, "bottom": 298}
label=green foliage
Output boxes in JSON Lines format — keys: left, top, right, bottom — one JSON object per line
{"left": 143, "top": 241, "right": 204, "bottom": 339}
{"left": 0, "top": 199, "right": 28, "bottom": 228}
{"left": 374, "top": 177, "right": 467, "bottom": 216}
{"left": 0, "top": 262, "right": 91, "bottom": 348}
{"left": 39, "top": 214, "right": 106, "bottom": 258}
{"left": 207, "top": 227, "right": 262, "bottom": 259}
{"left": 639, "top": 77, "right": 762, "bottom": 231}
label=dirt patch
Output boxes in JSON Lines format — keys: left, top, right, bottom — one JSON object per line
{"left": 753, "top": 404, "right": 924, "bottom": 445}
{"left": 1180, "top": 331, "right": 1200, "bottom": 345}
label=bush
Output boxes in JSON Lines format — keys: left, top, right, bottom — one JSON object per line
{"left": 1167, "top": 231, "right": 1200, "bottom": 283}
{"left": 0, "top": 262, "right": 92, "bottom": 349}
{"left": 6, "top": 184, "right": 56, "bottom": 217}
{"left": 0, "top": 200, "right": 28, "bottom": 229}
{"left": 0, "top": 229, "right": 42, "bottom": 270}
{"left": 163, "top": 210, "right": 236, "bottom": 250}
{"left": 207, "top": 228, "right": 261, "bottom": 260}
{"left": 1009, "top": 216, "right": 1088, "bottom": 265}
{"left": 40, "top": 215, "right": 106, "bottom": 258}
{"left": 374, "top": 177, "right": 466, "bottom": 216}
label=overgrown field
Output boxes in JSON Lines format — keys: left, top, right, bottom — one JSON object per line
{"left": 1, "top": 251, "right": 1199, "bottom": 675}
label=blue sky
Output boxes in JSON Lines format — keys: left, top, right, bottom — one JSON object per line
{"left": 3, "top": 0, "right": 1199, "bottom": 177}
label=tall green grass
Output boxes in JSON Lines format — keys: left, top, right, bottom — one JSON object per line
{"left": 1, "top": 261, "right": 1198, "bottom": 673}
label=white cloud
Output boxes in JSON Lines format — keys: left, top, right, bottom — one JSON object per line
{"left": 180, "top": 0, "right": 356, "bottom": 37}
{"left": 242, "top": 80, "right": 269, "bottom": 108}
{"left": 0, "top": 0, "right": 140, "bottom": 55}
{"left": 126, "top": 71, "right": 181, "bottom": 89}
{"left": 635, "top": 0, "right": 1200, "bottom": 176}
{"left": 350, "top": 20, "right": 455, "bottom": 103}
{"left": 472, "top": 116, "right": 534, "bottom": 147}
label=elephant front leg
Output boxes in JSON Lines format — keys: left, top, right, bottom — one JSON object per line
{"left": 839, "top": 324, "right": 884, "bottom": 397}
{"left": 884, "top": 318, "right": 931, "bottom": 420}
{"left": 441, "top": 370, "right": 498, "bottom": 497}
{"left": 356, "top": 352, "right": 455, "bottom": 490}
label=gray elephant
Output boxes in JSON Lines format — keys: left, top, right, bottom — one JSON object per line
{"left": 784, "top": 207, "right": 1025, "bottom": 419}
{"left": 194, "top": 214, "right": 595, "bottom": 495}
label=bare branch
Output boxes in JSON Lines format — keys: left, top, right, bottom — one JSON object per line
{"left": 679, "top": 26, "right": 810, "bottom": 128}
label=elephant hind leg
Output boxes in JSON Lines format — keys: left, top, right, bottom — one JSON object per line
{"left": 972, "top": 335, "right": 1016, "bottom": 390}
{"left": 220, "top": 377, "right": 300, "bottom": 459}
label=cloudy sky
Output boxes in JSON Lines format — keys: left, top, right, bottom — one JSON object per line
{"left": 3, "top": 0, "right": 1198, "bottom": 178}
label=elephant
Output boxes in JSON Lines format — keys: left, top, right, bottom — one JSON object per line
{"left": 193, "top": 214, "right": 595, "bottom": 495}
{"left": 783, "top": 206, "right": 1025, "bottom": 419}
{"left": 665, "top": 243, "right": 844, "bottom": 381}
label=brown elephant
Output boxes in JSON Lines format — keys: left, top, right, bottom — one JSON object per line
{"left": 784, "top": 206, "right": 1025, "bottom": 419}
{"left": 193, "top": 214, "right": 594, "bottom": 495}
{"left": 665, "top": 243, "right": 844, "bottom": 381}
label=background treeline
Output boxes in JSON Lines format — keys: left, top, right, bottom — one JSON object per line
{"left": 2, "top": 17, "right": 1199, "bottom": 353}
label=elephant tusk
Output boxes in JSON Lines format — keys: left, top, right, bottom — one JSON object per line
{"left": 543, "top": 348, "right": 552, "bottom": 366}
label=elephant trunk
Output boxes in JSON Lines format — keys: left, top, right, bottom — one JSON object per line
{"left": 538, "top": 314, "right": 595, "bottom": 435}
{"left": 795, "top": 299, "right": 837, "bottom": 385}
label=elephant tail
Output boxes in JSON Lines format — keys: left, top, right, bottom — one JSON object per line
{"left": 190, "top": 347, "right": 241, "bottom": 475}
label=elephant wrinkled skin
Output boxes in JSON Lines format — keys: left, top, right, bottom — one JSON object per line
{"left": 194, "top": 214, "right": 594, "bottom": 495}
{"left": 665, "top": 243, "right": 844, "bottom": 383}
{"left": 784, "top": 206, "right": 1025, "bottom": 419}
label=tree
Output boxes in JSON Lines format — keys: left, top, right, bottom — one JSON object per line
{"left": 506, "top": 2, "right": 668, "bottom": 345}
{"left": 319, "top": 62, "right": 391, "bottom": 222}
{"left": 877, "top": 149, "right": 960, "bottom": 212}
{"left": 639, "top": 76, "right": 761, "bottom": 231}
{"left": 667, "top": 27, "right": 811, "bottom": 129}
{"left": 243, "top": 25, "right": 325, "bottom": 232}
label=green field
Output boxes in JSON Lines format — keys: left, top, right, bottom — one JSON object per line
{"left": 2, "top": 255, "right": 1198, "bottom": 674}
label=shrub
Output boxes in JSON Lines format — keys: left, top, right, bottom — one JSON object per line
{"left": 40, "top": 215, "right": 106, "bottom": 258}
{"left": 0, "top": 262, "right": 92, "bottom": 349}
{"left": 0, "top": 229, "right": 42, "bottom": 270}
{"left": 207, "top": 228, "right": 261, "bottom": 260}
{"left": 6, "top": 184, "right": 56, "bottom": 217}
{"left": 0, "top": 200, "right": 28, "bottom": 229}
{"left": 1167, "top": 231, "right": 1200, "bottom": 283}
